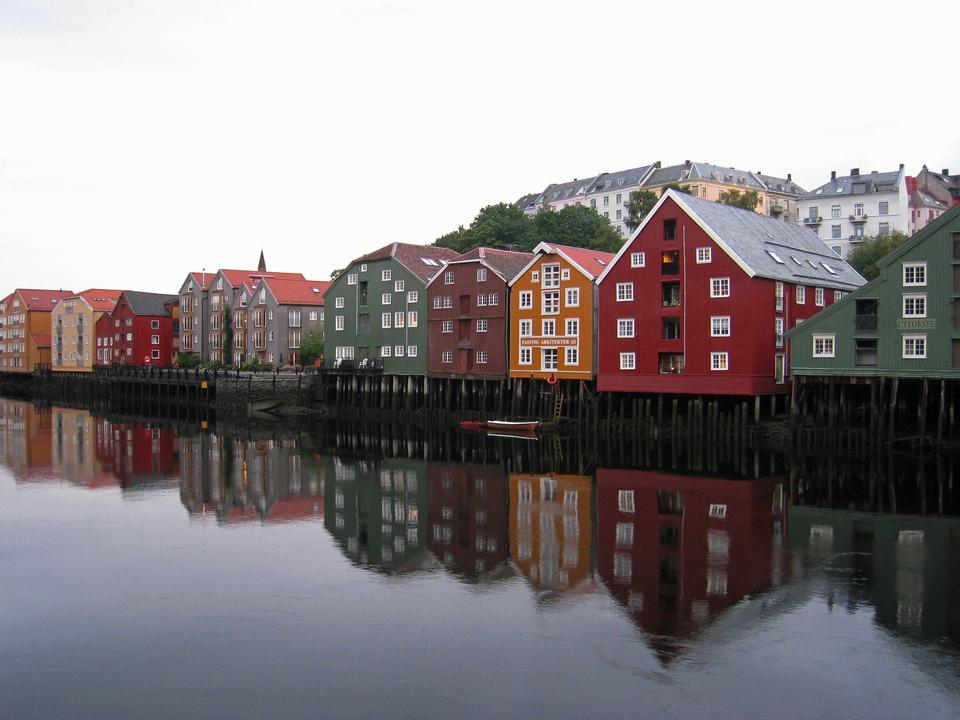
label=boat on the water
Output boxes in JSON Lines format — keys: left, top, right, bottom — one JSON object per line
{"left": 485, "top": 419, "right": 539, "bottom": 432}
{"left": 459, "top": 420, "right": 488, "bottom": 430}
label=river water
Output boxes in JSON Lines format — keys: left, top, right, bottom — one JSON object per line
{"left": 1, "top": 399, "right": 958, "bottom": 719}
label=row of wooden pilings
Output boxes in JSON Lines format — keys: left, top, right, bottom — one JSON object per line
{"left": 791, "top": 375, "right": 960, "bottom": 449}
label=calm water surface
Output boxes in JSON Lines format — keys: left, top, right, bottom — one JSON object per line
{"left": 1, "top": 400, "right": 958, "bottom": 719}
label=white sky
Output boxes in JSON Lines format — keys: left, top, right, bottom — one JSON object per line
{"left": 1, "top": 0, "right": 957, "bottom": 294}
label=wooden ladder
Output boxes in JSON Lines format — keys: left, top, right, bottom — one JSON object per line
{"left": 552, "top": 390, "right": 564, "bottom": 423}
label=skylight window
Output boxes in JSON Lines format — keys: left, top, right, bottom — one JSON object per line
{"left": 766, "top": 250, "right": 785, "bottom": 264}
{"left": 816, "top": 189, "right": 823, "bottom": 195}
{"left": 821, "top": 263, "right": 837, "bottom": 276}
{"left": 835, "top": 187, "right": 843, "bottom": 193}
{"left": 595, "top": 258, "right": 606, "bottom": 265}
{"left": 807, "top": 260, "right": 818, "bottom": 269}
{"left": 421, "top": 258, "right": 438, "bottom": 266}
{"left": 791, "top": 256, "right": 802, "bottom": 266}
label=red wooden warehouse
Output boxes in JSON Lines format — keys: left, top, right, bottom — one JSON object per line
{"left": 596, "top": 190, "right": 864, "bottom": 396}
{"left": 108, "top": 291, "right": 179, "bottom": 366}
{"left": 426, "top": 247, "right": 532, "bottom": 379}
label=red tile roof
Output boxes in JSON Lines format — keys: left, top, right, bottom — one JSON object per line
{"left": 31, "top": 332, "right": 52, "bottom": 349}
{"left": 17, "top": 289, "right": 75, "bottom": 311}
{"left": 541, "top": 243, "right": 615, "bottom": 279}
{"left": 219, "top": 269, "right": 305, "bottom": 288}
{"left": 263, "top": 278, "right": 331, "bottom": 306}
{"left": 188, "top": 272, "right": 210, "bottom": 289}
{"left": 77, "top": 289, "right": 122, "bottom": 312}
{"left": 355, "top": 242, "right": 460, "bottom": 282}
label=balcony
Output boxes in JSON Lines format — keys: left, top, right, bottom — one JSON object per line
{"left": 849, "top": 214, "right": 868, "bottom": 223}
{"left": 803, "top": 216, "right": 822, "bottom": 227}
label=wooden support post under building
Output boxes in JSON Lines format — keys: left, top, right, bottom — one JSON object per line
{"left": 918, "top": 377, "right": 929, "bottom": 440}
{"left": 888, "top": 378, "right": 899, "bottom": 440}
{"left": 937, "top": 379, "right": 946, "bottom": 445}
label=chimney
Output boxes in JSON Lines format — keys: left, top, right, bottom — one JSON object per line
{"left": 851, "top": 168, "right": 860, "bottom": 176}
{"left": 871, "top": 170, "right": 878, "bottom": 174}
{"left": 831, "top": 171, "right": 836, "bottom": 181}
{"left": 787, "top": 173, "right": 792, "bottom": 182}
{"left": 944, "top": 169, "right": 950, "bottom": 176}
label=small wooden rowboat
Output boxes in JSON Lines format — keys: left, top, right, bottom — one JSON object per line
{"left": 486, "top": 420, "right": 540, "bottom": 432}
{"left": 459, "top": 420, "right": 488, "bottom": 430}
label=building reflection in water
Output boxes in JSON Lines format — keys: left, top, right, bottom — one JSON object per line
{"left": 596, "top": 469, "right": 789, "bottom": 662}
{"left": 0, "top": 399, "right": 54, "bottom": 483}
{"left": 508, "top": 472, "right": 596, "bottom": 601}
{"left": 323, "top": 455, "right": 429, "bottom": 574}
{"left": 179, "top": 433, "right": 323, "bottom": 524}
{"left": 427, "top": 462, "right": 510, "bottom": 583}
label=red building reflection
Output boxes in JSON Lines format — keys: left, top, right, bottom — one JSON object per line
{"left": 426, "top": 462, "right": 509, "bottom": 582}
{"left": 596, "top": 469, "right": 789, "bottom": 662}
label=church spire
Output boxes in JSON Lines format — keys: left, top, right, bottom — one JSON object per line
{"left": 257, "top": 249, "right": 266, "bottom": 272}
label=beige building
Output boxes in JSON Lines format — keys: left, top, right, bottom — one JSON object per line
{"left": 50, "top": 289, "right": 121, "bottom": 372}
{"left": 0, "top": 288, "right": 74, "bottom": 372}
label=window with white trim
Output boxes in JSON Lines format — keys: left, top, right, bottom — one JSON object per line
{"left": 620, "top": 352, "right": 635, "bottom": 370}
{"left": 382, "top": 313, "right": 391, "bottom": 329}
{"left": 565, "top": 319, "right": 579, "bottom": 337}
{"left": 407, "top": 345, "right": 417, "bottom": 357}
{"left": 813, "top": 334, "right": 835, "bottom": 357}
{"left": 903, "top": 335, "right": 926, "bottom": 358}
{"left": 531, "top": 271, "right": 539, "bottom": 283}
{"left": 347, "top": 273, "right": 357, "bottom": 285}
{"left": 903, "top": 294, "right": 926, "bottom": 318}
{"left": 616, "top": 282, "right": 634, "bottom": 301}
{"left": 382, "top": 269, "right": 392, "bottom": 281}
{"left": 151, "top": 335, "right": 160, "bottom": 344}
{"left": 394, "top": 345, "right": 405, "bottom": 357}
{"left": 617, "top": 318, "right": 634, "bottom": 338}
{"left": 335, "top": 297, "right": 345, "bottom": 309}
{"left": 433, "top": 296, "right": 444, "bottom": 309}
{"left": 775, "top": 317, "right": 784, "bottom": 348}
{"left": 381, "top": 345, "right": 392, "bottom": 357}
{"left": 477, "top": 268, "right": 487, "bottom": 282}
{"left": 834, "top": 290, "right": 844, "bottom": 302}
{"left": 542, "top": 319, "right": 556, "bottom": 336}
{"left": 519, "top": 347, "right": 532, "bottom": 365}
{"left": 519, "top": 291, "right": 533, "bottom": 309}
{"left": 519, "top": 319, "right": 532, "bottom": 337}
{"left": 476, "top": 319, "right": 488, "bottom": 333}
{"left": 488, "top": 292, "right": 499, "bottom": 306}
{"left": 815, "top": 288, "right": 824, "bottom": 306}
{"left": 476, "top": 351, "right": 488, "bottom": 364}
{"left": 442, "top": 320, "right": 453, "bottom": 333}
{"left": 630, "top": 252, "right": 645, "bottom": 268}
{"left": 541, "top": 348, "right": 558, "bottom": 371}
{"left": 561, "top": 269, "right": 571, "bottom": 280}
{"left": 382, "top": 293, "right": 391, "bottom": 305}
{"left": 542, "top": 264, "right": 561, "bottom": 289}
{"left": 407, "top": 291, "right": 418, "bottom": 303}
{"left": 441, "top": 350, "right": 453, "bottom": 363}
{"left": 565, "top": 288, "right": 579, "bottom": 307}
{"left": 696, "top": 247, "right": 712, "bottom": 263}
{"left": 796, "top": 286, "right": 805, "bottom": 304}
{"left": 444, "top": 271, "right": 454, "bottom": 284}
{"left": 407, "top": 311, "right": 418, "bottom": 327}
{"left": 903, "top": 262, "right": 927, "bottom": 286}
{"left": 710, "top": 278, "right": 730, "bottom": 298}
{"left": 710, "top": 352, "right": 729, "bottom": 371}
{"left": 564, "top": 347, "right": 578, "bottom": 365}
{"left": 394, "top": 311, "right": 405, "bottom": 328}
{"left": 543, "top": 291, "right": 560, "bottom": 314}
{"left": 710, "top": 316, "right": 730, "bottom": 336}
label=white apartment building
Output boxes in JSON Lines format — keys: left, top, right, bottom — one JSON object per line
{"left": 797, "top": 165, "right": 908, "bottom": 259}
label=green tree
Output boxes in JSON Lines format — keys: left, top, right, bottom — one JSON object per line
{"left": 532, "top": 204, "right": 623, "bottom": 252}
{"left": 846, "top": 231, "right": 909, "bottom": 280}
{"left": 625, "top": 189, "right": 659, "bottom": 231}
{"left": 222, "top": 305, "right": 234, "bottom": 367}
{"left": 660, "top": 183, "right": 693, "bottom": 195}
{"left": 300, "top": 330, "right": 324, "bottom": 365}
{"left": 718, "top": 189, "right": 761, "bottom": 211}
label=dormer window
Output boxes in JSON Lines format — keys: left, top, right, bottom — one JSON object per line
{"left": 259, "top": 289, "right": 266, "bottom": 304}
{"left": 216, "top": 278, "right": 223, "bottom": 290}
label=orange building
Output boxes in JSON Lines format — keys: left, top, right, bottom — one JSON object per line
{"left": 508, "top": 472, "right": 595, "bottom": 600}
{"left": 508, "top": 242, "right": 612, "bottom": 380}
{"left": 0, "top": 289, "right": 74, "bottom": 372}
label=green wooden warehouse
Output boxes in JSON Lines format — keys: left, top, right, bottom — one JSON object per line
{"left": 323, "top": 242, "right": 459, "bottom": 373}
{"left": 786, "top": 203, "right": 960, "bottom": 436}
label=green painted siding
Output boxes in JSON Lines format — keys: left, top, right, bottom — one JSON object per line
{"left": 790, "top": 205, "right": 960, "bottom": 377}
{"left": 324, "top": 256, "right": 431, "bottom": 374}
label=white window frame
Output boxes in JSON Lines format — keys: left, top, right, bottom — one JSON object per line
{"left": 407, "top": 291, "right": 418, "bottom": 303}
{"left": 565, "top": 288, "right": 579, "bottom": 307}
{"left": 381, "top": 345, "right": 392, "bottom": 357}
{"left": 441, "top": 350, "right": 453, "bottom": 363}
{"left": 710, "top": 352, "right": 729, "bottom": 371}
{"left": 381, "top": 313, "right": 392, "bottom": 329}
{"left": 619, "top": 352, "right": 635, "bottom": 370}
{"left": 630, "top": 252, "right": 645, "bottom": 268}
{"left": 542, "top": 264, "right": 561, "bottom": 289}
{"left": 542, "top": 291, "right": 560, "bottom": 315}
{"left": 476, "top": 319, "right": 488, "bottom": 333}
{"left": 541, "top": 347, "right": 558, "bottom": 371}
{"left": 519, "top": 291, "right": 533, "bottom": 309}
{"left": 796, "top": 286, "right": 806, "bottom": 304}
{"left": 476, "top": 350, "right": 488, "bottom": 364}
{"left": 815, "top": 288, "right": 824, "bottom": 307}
{"left": 565, "top": 319, "right": 579, "bottom": 337}
{"left": 710, "top": 316, "right": 730, "bottom": 337}
{"left": 335, "top": 297, "right": 345, "bottom": 309}
{"left": 617, "top": 318, "right": 634, "bottom": 338}
{"left": 902, "top": 334, "right": 927, "bottom": 359}
{"left": 382, "top": 269, "right": 392, "bottom": 281}
{"left": 519, "top": 347, "right": 532, "bottom": 365}
{"left": 710, "top": 278, "right": 730, "bottom": 298}
{"left": 616, "top": 282, "right": 634, "bottom": 302}
{"left": 441, "top": 320, "right": 453, "bottom": 333}
{"left": 564, "top": 347, "right": 578, "bottom": 366}
{"left": 696, "top": 247, "right": 712, "bottom": 263}
{"left": 444, "top": 271, "right": 454, "bottom": 285}
{"left": 813, "top": 334, "right": 835, "bottom": 358}
{"left": 476, "top": 268, "right": 487, "bottom": 282}
{"left": 542, "top": 319, "right": 556, "bottom": 337}
{"left": 902, "top": 262, "right": 927, "bottom": 287}
{"left": 902, "top": 294, "right": 927, "bottom": 318}
{"left": 347, "top": 273, "right": 357, "bottom": 286}
{"left": 519, "top": 319, "right": 532, "bottom": 337}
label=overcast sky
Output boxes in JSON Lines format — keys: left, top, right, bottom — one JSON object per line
{"left": 1, "top": 0, "right": 957, "bottom": 294}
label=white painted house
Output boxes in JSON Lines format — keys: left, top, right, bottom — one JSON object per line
{"left": 797, "top": 165, "right": 908, "bottom": 259}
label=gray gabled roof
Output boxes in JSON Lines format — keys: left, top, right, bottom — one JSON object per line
{"left": 676, "top": 192, "right": 866, "bottom": 290}
{"left": 801, "top": 168, "right": 903, "bottom": 199}
{"left": 540, "top": 175, "right": 601, "bottom": 204}
{"left": 644, "top": 162, "right": 767, "bottom": 191}
{"left": 121, "top": 290, "right": 177, "bottom": 316}
{"left": 586, "top": 165, "right": 655, "bottom": 193}
{"left": 757, "top": 173, "right": 806, "bottom": 196}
